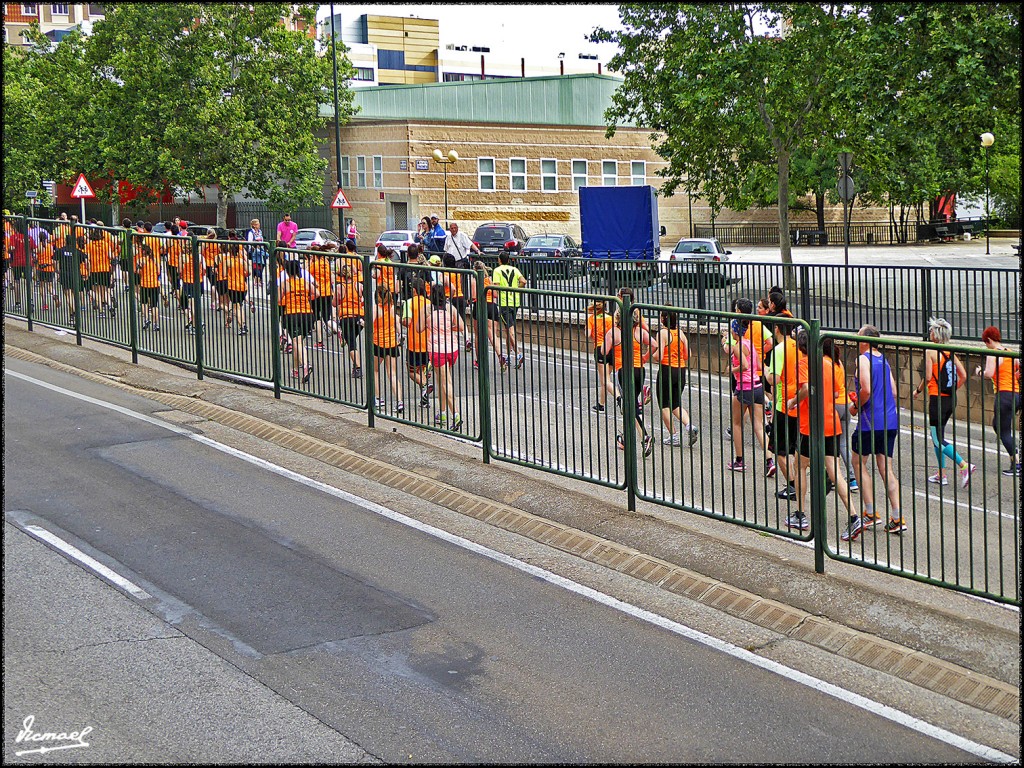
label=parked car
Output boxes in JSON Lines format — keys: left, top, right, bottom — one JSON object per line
{"left": 471, "top": 222, "right": 530, "bottom": 257}
{"left": 294, "top": 228, "right": 341, "bottom": 249}
{"left": 375, "top": 229, "right": 417, "bottom": 261}
{"left": 660, "top": 237, "right": 734, "bottom": 287}
{"left": 150, "top": 220, "right": 213, "bottom": 238}
{"left": 521, "top": 234, "right": 583, "bottom": 278}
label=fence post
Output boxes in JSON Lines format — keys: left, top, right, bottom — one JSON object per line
{"left": 807, "top": 320, "right": 826, "bottom": 574}
{"left": 476, "top": 267, "right": 492, "bottom": 464}
{"left": 799, "top": 265, "right": 812, "bottom": 320}
{"left": 269, "top": 242, "right": 282, "bottom": 399}
{"left": 525, "top": 257, "right": 538, "bottom": 312}
{"left": 920, "top": 268, "right": 932, "bottom": 340}
{"left": 622, "top": 293, "right": 638, "bottom": 512}
{"left": 365, "top": 251, "right": 375, "bottom": 428}
{"left": 72, "top": 225, "right": 83, "bottom": 346}
{"left": 125, "top": 230, "right": 139, "bottom": 365}
{"left": 22, "top": 217, "right": 34, "bottom": 332}
{"left": 696, "top": 262, "right": 707, "bottom": 311}
{"left": 192, "top": 234, "right": 204, "bottom": 381}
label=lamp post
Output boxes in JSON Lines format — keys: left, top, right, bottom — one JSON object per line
{"left": 431, "top": 149, "right": 459, "bottom": 228}
{"left": 980, "top": 132, "right": 994, "bottom": 255}
{"left": 330, "top": 4, "right": 343, "bottom": 237}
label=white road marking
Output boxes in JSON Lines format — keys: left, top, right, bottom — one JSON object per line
{"left": 4, "top": 366, "right": 1016, "bottom": 763}
{"left": 21, "top": 524, "right": 151, "bottom": 600}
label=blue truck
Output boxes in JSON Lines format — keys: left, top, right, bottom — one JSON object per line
{"left": 580, "top": 185, "right": 662, "bottom": 289}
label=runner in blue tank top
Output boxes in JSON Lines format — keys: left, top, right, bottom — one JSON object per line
{"left": 844, "top": 325, "right": 905, "bottom": 541}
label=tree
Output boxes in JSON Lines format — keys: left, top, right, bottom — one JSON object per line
{"left": 3, "top": 26, "right": 93, "bottom": 213}
{"left": 593, "top": 4, "right": 865, "bottom": 265}
{"left": 593, "top": 4, "right": 1019, "bottom": 259}
{"left": 83, "top": 3, "right": 356, "bottom": 228}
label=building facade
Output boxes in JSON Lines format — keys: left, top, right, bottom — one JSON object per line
{"left": 319, "top": 74, "right": 880, "bottom": 246}
{"left": 320, "top": 10, "right": 607, "bottom": 88}
{"left": 3, "top": 2, "right": 105, "bottom": 45}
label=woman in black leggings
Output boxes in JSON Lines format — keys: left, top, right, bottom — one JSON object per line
{"left": 979, "top": 326, "right": 1021, "bottom": 477}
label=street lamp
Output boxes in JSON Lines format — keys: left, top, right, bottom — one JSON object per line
{"left": 980, "top": 132, "right": 994, "bottom": 255}
{"left": 431, "top": 149, "right": 459, "bottom": 227}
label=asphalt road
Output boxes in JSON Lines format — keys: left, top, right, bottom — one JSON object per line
{"left": 2, "top": 359, "right": 997, "bottom": 763}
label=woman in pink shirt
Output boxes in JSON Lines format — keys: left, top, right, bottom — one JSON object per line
{"left": 417, "top": 283, "right": 465, "bottom": 432}
{"left": 722, "top": 318, "right": 767, "bottom": 471}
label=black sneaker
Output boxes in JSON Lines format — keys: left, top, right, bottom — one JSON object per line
{"left": 592, "top": 403, "right": 605, "bottom": 413}
{"left": 776, "top": 484, "right": 798, "bottom": 500}
{"left": 1003, "top": 464, "right": 1021, "bottom": 477}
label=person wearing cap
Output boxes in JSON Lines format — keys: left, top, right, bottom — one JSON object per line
{"left": 428, "top": 215, "right": 446, "bottom": 253}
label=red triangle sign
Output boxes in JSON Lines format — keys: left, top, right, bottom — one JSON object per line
{"left": 70, "top": 173, "right": 96, "bottom": 199}
{"left": 330, "top": 188, "right": 352, "bottom": 209}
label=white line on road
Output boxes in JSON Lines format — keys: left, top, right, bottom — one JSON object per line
{"left": 4, "top": 366, "right": 1016, "bottom": 764}
{"left": 20, "top": 523, "right": 151, "bottom": 600}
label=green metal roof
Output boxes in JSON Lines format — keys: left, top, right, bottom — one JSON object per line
{"left": 322, "top": 74, "right": 632, "bottom": 127}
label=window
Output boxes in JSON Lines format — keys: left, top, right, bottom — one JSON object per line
{"left": 356, "top": 156, "right": 366, "bottom": 188}
{"left": 22, "top": 4, "right": 38, "bottom": 14}
{"left": 571, "top": 159, "right": 588, "bottom": 191}
{"left": 478, "top": 157, "right": 495, "bottom": 192}
{"left": 353, "top": 67, "right": 374, "bottom": 82}
{"left": 88, "top": 4, "right": 104, "bottom": 16}
{"left": 602, "top": 160, "right": 617, "bottom": 186}
{"left": 373, "top": 155, "right": 383, "bottom": 188}
{"left": 340, "top": 156, "right": 349, "bottom": 188}
{"left": 631, "top": 161, "right": 646, "bottom": 186}
{"left": 51, "top": 3, "right": 68, "bottom": 15}
{"left": 509, "top": 158, "right": 527, "bottom": 191}
{"left": 541, "top": 159, "right": 558, "bottom": 192}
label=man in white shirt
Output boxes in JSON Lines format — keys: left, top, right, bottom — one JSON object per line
{"left": 442, "top": 222, "right": 480, "bottom": 269}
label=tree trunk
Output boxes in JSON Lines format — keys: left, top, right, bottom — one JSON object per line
{"left": 777, "top": 149, "right": 796, "bottom": 291}
{"left": 216, "top": 186, "right": 229, "bottom": 230}
{"left": 111, "top": 181, "right": 121, "bottom": 228}
{"left": 815, "top": 187, "right": 826, "bottom": 232}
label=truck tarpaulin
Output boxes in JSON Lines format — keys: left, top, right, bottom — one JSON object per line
{"left": 579, "top": 185, "right": 660, "bottom": 260}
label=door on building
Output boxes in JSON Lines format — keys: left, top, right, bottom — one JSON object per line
{"left": 388, "top": 202, "right": 408, "bottom": 231}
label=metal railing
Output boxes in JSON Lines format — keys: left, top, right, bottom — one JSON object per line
{"left": 5, "top": 214, "right": 1019, "bottom": 605}
{"left": 423, "top": 256, "right": 1019, "bottom": 344}
{"left": 694, "top": 217, "right": 996, "bottom": 246}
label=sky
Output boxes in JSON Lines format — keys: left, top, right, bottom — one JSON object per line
{"left": 316, "top": 3, "right": 625, "bottom": 64}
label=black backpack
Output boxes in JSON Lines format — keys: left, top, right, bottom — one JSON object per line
{"left": 937, "top": 352, "right": 958, "bottom": 395}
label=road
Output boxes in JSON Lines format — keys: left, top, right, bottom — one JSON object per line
{"left": 2, "top": 358, "right": 1004, "bottom": 763}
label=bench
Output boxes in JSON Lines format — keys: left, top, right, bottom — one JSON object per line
{"left": 792, "top": 229, "right": 827, "bottom": 246}
{"left": 959, "top": 223, "right": 974, "bottom": 241}
{"left": 1012, "top": 243, "right": 1020, "bottom": 256}
{"left": 933, "top": 225, "right": 952, "bottom": 242}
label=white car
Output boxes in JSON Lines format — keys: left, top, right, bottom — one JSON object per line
{"left": 375, "top": 229, "right": 417, "bottom": 260}
{"left": 294, "top": 228, "right": 341, "bottom": 249}
{"left": 660, "top": 237, "right": 734, "bottom": 287}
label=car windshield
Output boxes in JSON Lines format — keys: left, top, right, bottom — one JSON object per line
{"left": 380, "top": 232, "right": 407, "bottom": 241}
{"left": 475, "top": 227, "right": 511, "bottom": 242}
{"left": 673, "top": 241, "right": 713, "bottom": 254}
{"left": 295, "top": 231, "right": 315, "bottom": 240}
{"left": 526, "top": 236, "right": 561, "bottom": 248}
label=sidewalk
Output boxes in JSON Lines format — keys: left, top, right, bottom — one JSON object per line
{"left": 4, "top": 319, "right": 1020, "bottom": 754}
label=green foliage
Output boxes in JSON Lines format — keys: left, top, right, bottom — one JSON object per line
{"left": 3, "top": 3, "right": 357, "bottom": 224}
{"left": 593, "top": 3, "right": 1020, "bottom": 255}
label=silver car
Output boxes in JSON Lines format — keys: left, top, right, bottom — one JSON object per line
{"left": 661, "top": 238, "right": 734, "bottom": 287}
{"left": 294, "top": 228, "right": 341, "bottom": 249}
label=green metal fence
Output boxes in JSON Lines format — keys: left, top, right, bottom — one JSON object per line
{"left": 5, "top": 213, "right": 1020, "bottom": 605}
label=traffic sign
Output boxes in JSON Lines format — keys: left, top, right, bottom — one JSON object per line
{"left": 837, "top": 174, "right": 857, "bottom": 202}
{"left": 25, "top": 191, "right": 37, "bottom": 199}
{"left": 330, "top": 187, "right": 351, "bottom": 209}
{"left": 70, "top": 173, "right": 96, "bottom": 199}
